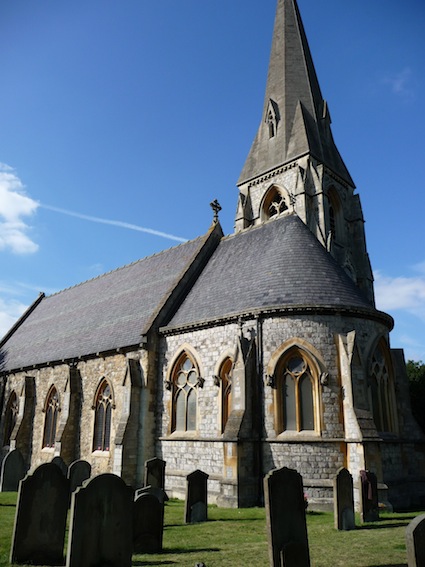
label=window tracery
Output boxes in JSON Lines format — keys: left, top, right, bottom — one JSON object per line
{"left": 93, "top": 380, "right": 113, "bottom": 451}
{"left": 171, "top": 353, "right": 199, "bottom": 433}
{"left": 369, "top": 340, "right": 397, "bottom": 433}
{"left": 274, "top": 348, "right": 320, "bottom": 434}
{"left": 43, "top": 386, "right": 60, "bottom": 448}
{"left": 262, "top": 186, "right": 288, "bottom": 220}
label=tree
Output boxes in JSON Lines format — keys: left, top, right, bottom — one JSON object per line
{"left": 406, "top": 360, "right": 425, "bottom": 434}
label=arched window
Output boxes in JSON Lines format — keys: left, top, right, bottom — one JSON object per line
{"left": 43, "top": 386, "right": 60, "bottom": 448}
{"left": 171, "top": 353, "right": 199, "bottom": 433}
{"left": 219, "top": 357, "right": 233, "bottom": 433}
{"left": 3, "top": 391, "right": 18, "bottom": 446}
{"left": 369, "top": 340, "right": 397, "bottom": 433}
{"left": 262, "top": 186, "right": 288, "bottom": 221}
{"left": 275, "top": 349, "right": 319, "bottom": 434}
{"left": 327, "top": 188, "right": 342, "bottom": 242}
{"left": 93, "top": 380, "right": 113, "bottom": 451}
{"left": 265, "top": 98, "right": 279, "bottom": 139}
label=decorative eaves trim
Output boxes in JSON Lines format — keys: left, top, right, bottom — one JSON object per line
{"left": 160, "top": 304, "right": 393, "bottom": 336}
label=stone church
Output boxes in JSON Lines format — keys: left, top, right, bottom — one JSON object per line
{"left": 1, "top": 0, "right": 424, "bottom": 509}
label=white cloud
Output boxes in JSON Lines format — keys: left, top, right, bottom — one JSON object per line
{"left": 0, "top": 297, "right": 28, "bottom": 340}
{"left": 374, "top": 270, "right": 425, "bottom": 320}
{"left": 0, "top": 163, "right": 39, "bottom": 254}
{"left": 382, "top": 67, "right": 415, "bottom": 100}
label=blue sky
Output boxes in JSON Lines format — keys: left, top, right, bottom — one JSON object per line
{"left": 1, "top": 0, "right": 425, "bottom": 362}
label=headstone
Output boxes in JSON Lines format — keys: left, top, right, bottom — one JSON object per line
{"left": 264, "top": 466, "right": 310, "bottom": 567}
{"left": 406, "top": 514, "right": 425, "bottom": 567}
{"left": 359, "top": 470, "right": 379, "bottom": 523}
{"left": 185, "top": 469, "right": 209, "bottom": 524}
{"left": 133, "top": 492, "right": 164, "bottom": 553}
{"left": 135, "top": 484, "right": 169, "bottom": 504}
{"left": 333, "top": 467, "right": 355, "bottom": 530}
{"left": 144, "top": 457, "right": 166, "bottom": 489}
{"left": 66, "top": 473, "right": 134, "bottom": 567}
{"left": 0, "top": 449, "right": 26, "bottom": 492}
{"left": 10, "top": 462, "right": 70, "bottom": 565}
{"left": 52, "top": 456, "right": 68, "bottom": 476}
{"left": 68, "top": 459, "right": 91, "bottom": 493}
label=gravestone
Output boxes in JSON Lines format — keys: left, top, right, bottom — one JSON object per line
{"left": 68, "top": 459, "right": 91, "bottom": 493}
{"left": 264, "top": 466, "right": 310, "bottom": 567}
{"left": 406, "top": 514, "right": 425, "bottom": 567}
{"left": 52, "top": 456, "right": 68, "bottom": 476}
{"left": 10, "top": 462, "right": 70, "bottom": 565}
{"left": 136, "top": 485, "right": 169, "bottom": 505}
{"left": 0, "top": 448, "right": 26, "bottom": 492}
{"left": 66, "top": 473, "right": 134, "bottom": 567}
{"left": 133, "top": 492, "right": 164, "bottom": 553}
{"left": 144, "top": 457, "right": 166, "bottom": 489}
{"left": 185, "top": 469, "right": 209, "bottom": 524}
{"left": 333, "top": 467, "right": 355, "bottom": 530}
{"left": 359, "top": 470, "right": 379, "bottom": 523}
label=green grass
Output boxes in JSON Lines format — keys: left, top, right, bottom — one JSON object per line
{"left": 0, "top": 493, "right": 420, "bottom": 566}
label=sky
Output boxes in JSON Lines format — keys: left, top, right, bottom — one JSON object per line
{"left": 0, "top": 0, "right": 425, "bottom": 362}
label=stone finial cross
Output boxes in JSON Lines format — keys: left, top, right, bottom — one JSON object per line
{"left": 210, "top": 199, "right": 222, "bottom": 222}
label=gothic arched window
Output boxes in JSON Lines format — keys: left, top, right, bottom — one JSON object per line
{"left": 171, "top": 353, "right": 199, "bottom": 433}
{"left": 3, "top": 391, "right": 18, "bottom": 447}
{"left": 262, "top": 186, "right": 288, "bottom": 221}
{"left": 43, "top": 386, "right": 60, "bottom": 448}
{"left": 369, "top": 340, "right": 397, "bottom": 433}
{"left": 219, "top": 357, "right": 233, "bottom": 433}
{"left": 93, "top": 380, "right": 113, "bottom": 451}
{"left": 275, "top": 349, "right": 320, "bottom": 434}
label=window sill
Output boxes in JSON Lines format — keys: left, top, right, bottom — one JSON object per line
{"left": 92, "top": 450, "right": 110, "bottom": 457}
{"left": 165, "top": 430, "right": 199, "bottom": 440}
{"left": 41, "top": 446, "right": 55, "bottom": 453}
{"left": 273, "top": 430, "right": 321, "bottom": 442}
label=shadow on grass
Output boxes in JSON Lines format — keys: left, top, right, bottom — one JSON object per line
{"left": 133, "top": 562, "right": 177, "bottom": 566}
{"left": 133, "top": 547, "right": 220, "bottom": 566}
{"left": 358, "top": 522, "right": 410, "bottom": 530}
{"left": 367, "top": 564, "right": 407, "bottom": 567}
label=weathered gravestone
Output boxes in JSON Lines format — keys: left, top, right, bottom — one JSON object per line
{"left": 67, "top": 459, "right": 91, "bottom": 493}
{"left": 10, "top": 462, "right": 70, "bottom": 565}
{"left": 136, "top": 484, "right": 169, "bottom": 505}
{"left": 359, "top": 469, "right": 379, "bottom": 523}
{"left": 406, "top": 514, "right": 425, "bottom": 567}
{"left": 133, "top": 492, "right": 164, "bottom": 553}
{"left": 185, "top": 469, "right": 209, "bottom": 524}
{"left": 264, "top": 466, "right": 310, "bottom": 567}
{"left": 0, "top": 448, "right": 26, "bottom": 492}
{"left": 333, "top": 467, "right": 355, "bottom": 530}
{"left": 66, "top": 473, "right": 134, "bottom": 567}
{"left": 51, "top": 455, "right": 68, "bottom": 476}
{"left": 144, "top": 457, "right": 166, "bottom": 489}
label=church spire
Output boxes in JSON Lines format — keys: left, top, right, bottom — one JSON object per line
{"left": 238, "top": 0, "right": 353, "bottom": 187}
{"left": 235, "top": 0, "right": 374, "bottom": 304}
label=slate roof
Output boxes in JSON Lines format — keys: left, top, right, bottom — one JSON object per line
{"left": 0, "top": 234, "right": 211, "bottom": 372}
{"left": 165, "top": 214, "right": 380, "bottom": 331}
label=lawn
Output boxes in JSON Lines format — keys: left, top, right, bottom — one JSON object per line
{"left": 0, "top": 493, "right": 419, "bottom": 566}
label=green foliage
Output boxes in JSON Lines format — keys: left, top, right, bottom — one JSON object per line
{"left": 406, "top": 359, "right": 425, "bottom": 433}
{"left": 0, "top": 493, "right": 421, "bottom": 567}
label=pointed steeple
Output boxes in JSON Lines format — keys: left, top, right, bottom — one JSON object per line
{"left": 238, "top": 0, "right": 353, "bottom": 187}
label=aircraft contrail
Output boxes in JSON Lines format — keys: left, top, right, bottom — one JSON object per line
{"left": 40, "top": 204, "right": 188, "bottom": 243}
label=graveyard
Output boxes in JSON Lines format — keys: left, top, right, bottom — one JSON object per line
{"left": 0, "top": 488, "right": 423, "bottom": 566}
{"left": 0, "top": 456, "right": 424, "bottom": 566}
